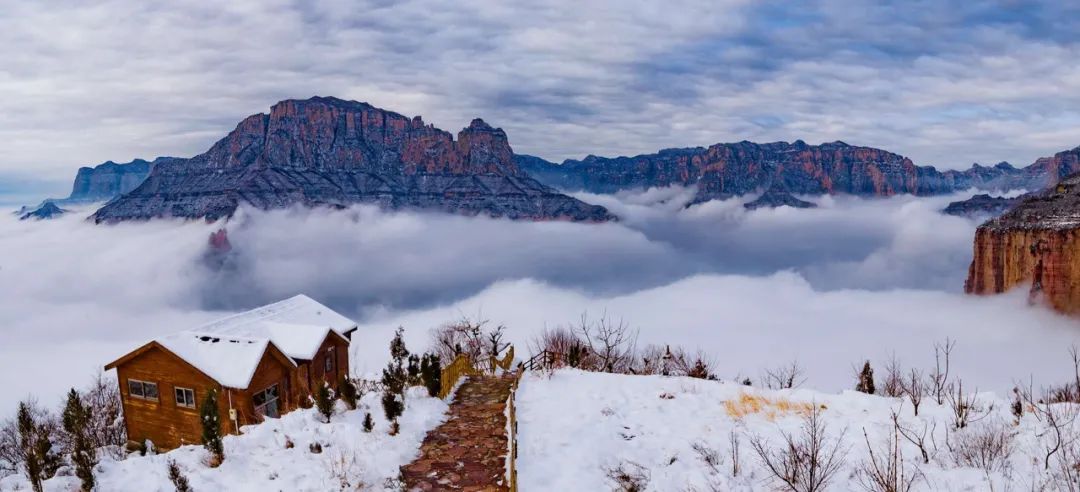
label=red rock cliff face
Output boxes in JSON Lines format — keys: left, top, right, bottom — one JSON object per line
{"left": 965, "top": 172, "right": 1080, "bottom": 314}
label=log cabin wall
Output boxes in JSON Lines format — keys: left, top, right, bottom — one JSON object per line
{"left": 114, "top": 346, "right": 230, "bottom": 450}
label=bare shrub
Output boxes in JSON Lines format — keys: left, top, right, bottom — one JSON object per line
{"left": 574, "top": 312, "right": 638, "bottom": 374}
{"left": 929, "top": 338, "right": 955, "bottom": 405}
{"left": 855, "top": 427, "right": 921, "bottom": 492}
{"left": 1016, "top": 381, "right": 1080, "bottom": 470}
{"left": 82, "top": 372, "right": 127, "bottom": 458}
{"left": 891, "top": 411, "right": 936, "bottom": 465}
{"left": 604, "top": 461, "right": 650, "bottom": 492}
{"left": 326, "top": 451, "right": 364, "bottom": 491}
{"left": 764, "top": 361, "right": 806, "bottom": 390}
{"left": 902, "top": 369, "right": 924, "bottom": 417}
{"left": 636, "top": 344, "right": 667, "bottom": 375}
{"left": 692, "top": 441, "right": 722, "bottom": 474}
{"left": 749, "top": 405, "right": 848, "bottom": 492}
{"left": 730, "top": 430, "right": 742, "bottom": 477}
{"left": 1047, "top": 437, "right": 1080, "bottom": 492}
{"left": 429, "top": 314, "right": 498, "bottom": 363}
{"left": 946, "top": 380, "right": 992, "bottom": 430}
{"left": 880, "top": 356, "right": 905, "bottom": 398}
{"left": 949, "top": 421, "right": 1015, "bottom": 477}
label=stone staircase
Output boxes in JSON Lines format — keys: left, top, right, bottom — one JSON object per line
{"left": 400, "top": 374, "right": 517, "bottom": 491}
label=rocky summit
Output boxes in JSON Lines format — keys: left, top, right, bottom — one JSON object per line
{"left": 516, "top": 143, "right": 1080, "bottom": 206}
{"left": 942, "top": 193, "right": 1024, "bottom": 218}
{"left": 743, "top": 186, "right": 816, "bottom": 210}
{"left": 91, "top": 97, "right": 613, "bottom": 223}
{"left": 965, "top": 169, "right": 1080, "bottom": 314}
{"left": 19, "top": 202, "right": 66, "bottom": 221}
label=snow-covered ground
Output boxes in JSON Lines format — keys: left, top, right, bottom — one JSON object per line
{"left": 516, "top": 369, "right": 1077, "bottom": 491}
{"left": 1, "top": 388, "right": 447, "bottom": 492}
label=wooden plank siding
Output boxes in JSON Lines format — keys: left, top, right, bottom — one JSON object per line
{"left": 291, "top": 332, "right": 351, "bottom": 400}
{"left": 111, "top": 343, "right": 305, "bottom": 451}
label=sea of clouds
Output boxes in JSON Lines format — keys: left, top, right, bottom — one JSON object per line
{"left": 1, "top": 189, "right": 1078, "bottom": 415}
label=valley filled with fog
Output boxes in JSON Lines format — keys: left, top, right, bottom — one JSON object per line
{"left": 2, "top": 189, "right": 1077, "bottom": 414}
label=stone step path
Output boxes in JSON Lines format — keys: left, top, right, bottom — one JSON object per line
{"left": 401, "top": 374, "right": 517, "bottom": 491}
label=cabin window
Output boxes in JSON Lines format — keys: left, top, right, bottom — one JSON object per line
{"left": 253, "top": 384, "right": 280, "bottom": 419}
{"left": 175, "top": 387, "right": 196, "bottom": 408}
{"left": 324, "top": 353, "right": 333, "bottom": 373}
{"left": 127, "top": 379, "right": 159, "bottom": 401}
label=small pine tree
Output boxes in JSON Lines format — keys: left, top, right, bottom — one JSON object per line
{"left": 420, "top": 353, "right": 442, "bottom": 397}
{"left": 17, "top": 402, "right": 44, "bottom": 492}
{"left": 381, "top": 327, "right": 409, "bottom": 426}
{"left": 567, "top": 342, "right": 588, "bottom": 369}
{"left": 362, "top": 413, "right": 374, "bottom": 433}
{"left": 390, "top": 327, "right": 409, "bottom": 363}
{"left": 200, "top": 389, "right": 224, "bottom": 466}
{"left": 407, "top": 354, "right": 422, "bottom": 386}
{"left": 338, "top": 377, "right": 359, "bottom": 411}
{"left": 167, "top": 459, "right": 192, "bottom": 492}
{"left": 315, "top": 382, "right": 335, "bottom": 423}
{"left": 62, "top": 389, "right": 97, "bottom": 491}
{"left": 855, "top": 361, "right": 876, "bottom": 394}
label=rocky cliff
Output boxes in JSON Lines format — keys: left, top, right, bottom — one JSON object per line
{"left": 965, "top": 168, "right": 1080, "bottom": 314}
{"left": 516, "top": 143, "right": 1080, "bottom": 205}
{"left": 92, "top": 97, "right": 612, "bottom": 223}
{"left": 68, "top": 158, "right": 170, "bottom": 202}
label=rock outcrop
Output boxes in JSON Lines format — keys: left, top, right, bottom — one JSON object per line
{"left": 943, "top": 194, "right": 1024, "bottom": 218}
{"left": 965, "top": 171, "right": 1080, "bottom": 314}
{"left": 19, "top": 202, "right": 67, "bottom": 220}
{"left": 68, "top": 158, "right": 168, "bottom": 202}
{"left": 516, "top": 144, "right": 1080, "bottom": 205}
{"left": 92, "top": 97, "right": 612, "bottom": 223}
{"left": 743, "top": 187, "right": 817, "bottom": 210}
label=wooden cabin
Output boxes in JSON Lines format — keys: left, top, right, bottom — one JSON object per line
{"left": 105, "top": 295, "right": 358, "bottom": 450}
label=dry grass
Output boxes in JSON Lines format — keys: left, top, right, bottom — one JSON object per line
{"left": 724, "top": 392, "right": 818, "bottom": 421}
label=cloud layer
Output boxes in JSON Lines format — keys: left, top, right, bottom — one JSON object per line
{"left": 2, "top": 0, "right": 1080, "bottom": 184}
{"left": 1, "top": 192, "right": 1076, "bottom": 415}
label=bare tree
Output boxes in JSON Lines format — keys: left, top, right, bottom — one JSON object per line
{"left": 82, "top": 372, "right": 126, "bottom": 458}
{"left": 929, "top": 339, "right": 956, "bottom": 405}
{"left": 902, "top": 369, "right": 924, "bottom": 417}
{"left": 749, "top": 405, "right": 848, "bottom": 492}
{"left": 855, "top": 427, "right": 921, "bottom": 492}
{"left": 764, "top": 361, "right": 806, "bottom": 390}
{"left": 575, "top": 312, "right": 638, "bottom": 374}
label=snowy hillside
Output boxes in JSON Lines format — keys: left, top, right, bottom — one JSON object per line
{"left": 516, "top": 370, "right": 1078, "bottom": 491}
{"left": 0, "top": 388, "right": 446, "bottom": 492}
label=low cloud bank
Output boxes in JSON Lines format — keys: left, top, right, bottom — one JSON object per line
{"left": 0, "top": 192, "right": 1071, "bottom": 414}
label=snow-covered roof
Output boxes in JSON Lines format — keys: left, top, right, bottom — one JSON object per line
{"left": 198, "top": 294, "right": 357, "bottom": 338}
{"left": 193, "top": 294, "right": 355, "bottom": 361}
{"left": 109, "top": 295, "right": 353, "bottom": 388}
{"left": 156, "top": 331, "right": 292, "bottom": 389}
{"left": 210, "top": 321, "right": 337, "bottom": 360}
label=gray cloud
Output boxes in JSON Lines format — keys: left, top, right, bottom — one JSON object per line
{"left": 1, "top": 0, "right": 1079, "bottom": 186}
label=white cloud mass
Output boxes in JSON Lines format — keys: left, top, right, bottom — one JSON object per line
{"left": 2, "top": 193, "right": 1078, "bottom": 415}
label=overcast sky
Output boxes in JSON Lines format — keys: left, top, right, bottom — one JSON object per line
{"left": 2, "top": 0, "right": 1080, "bottom": 192}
